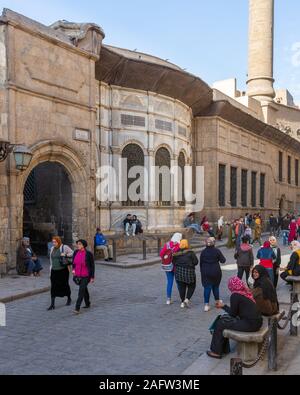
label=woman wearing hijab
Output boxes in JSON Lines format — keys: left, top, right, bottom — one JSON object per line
{"left": 252, "top": 266, "right": 279, "bottom": 316}
{"left": 172, "top": 240, "right": 199, "bottom": 308}
{"left": 72, "top": 240, "right": 95, "bottom": 314}
{"left": 160, "top": 233, "right": 182, "bottom": 305}
{"left": 280, "top": 240, "right": 300, "bottom": 283}
{"left": 257, "top": 241, "right": 276, "bottom": 284}
{"left": 207, "top": 276, "right": 263, "bottom": 359}
{"left": 216, "top": 216, "right": 224, "bottom": 241}
{"left": 200, "top": 237, "right": 226, "bottom": 312}
{"left": 252, "top": 216, "right": 262, "bottom": 246}
{"left": 226, "top": 220, "right": 236, "bottom": 249}
{"left": 269, "top": 236, "right": 281, "bottom": 288}
{"left": 48, "top": 236, "right": 73, "bottom": 311}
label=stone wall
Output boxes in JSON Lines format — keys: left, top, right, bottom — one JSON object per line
{"left": 0, "top": 17, "right": 100, "bottom": 273}
{"left": 194, "top": 116, "right": 300, "bottom": 222}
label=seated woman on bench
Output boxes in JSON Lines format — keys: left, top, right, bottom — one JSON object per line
{"left": 252, "top": 266, "right": 279, "bottom": 316}
{"left": 207, "top": 276, "right": 263, "bottom": 359}
{"left": 280, "top": 240, "right": 300, "bottom": 284}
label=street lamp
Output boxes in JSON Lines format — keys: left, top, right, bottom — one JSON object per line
{"left": 0, "top": 140, "right": 33, "bottom": 171}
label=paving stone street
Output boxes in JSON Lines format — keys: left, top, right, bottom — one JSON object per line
{"left": 0, "top": 241, "right": 295, "bottom": 375}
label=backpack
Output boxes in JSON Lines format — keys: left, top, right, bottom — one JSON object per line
{"left": 161, "top": 243, "right": 175, "bottom": 272}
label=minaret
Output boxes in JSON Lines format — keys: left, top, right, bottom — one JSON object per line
{"left": 247, "top": 0, "right": 275, "bottom": 102}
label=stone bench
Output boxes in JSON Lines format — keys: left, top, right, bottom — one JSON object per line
{"left": 225, "top": 312, "right": 285, "bottom": 367}
{"left": 223, "top": 327, "right": 268, "bottom": 363}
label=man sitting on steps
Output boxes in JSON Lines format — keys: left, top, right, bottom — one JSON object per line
{"left": 94, "top": 228, "right": 113, "bottom": 262}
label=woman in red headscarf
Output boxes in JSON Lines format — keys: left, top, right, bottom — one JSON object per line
{"left": 257, "top": 241, "right": 276, "bottom": 285}
{"left": 207, "top": 276, "right": 262, "bottom": 359}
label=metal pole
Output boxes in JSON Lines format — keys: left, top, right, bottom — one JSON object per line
{"left": 290, "top": 292, "right": 299, "bottom": 336}
{"left": 268, "top": 319, "right": 277, "bottom": 371}
{"left": 143, "top": 239, "right": 147, "bottom": 260}
{"left": 157, "top": 238, "right": 162, "bottom": 256}
{"left": 112, "top": 239, "right": 117, "bottom": 263}
{"left": 230, "top": 358, "right": 243, "bottom": 375}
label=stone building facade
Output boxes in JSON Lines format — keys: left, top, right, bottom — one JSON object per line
{"left": 0, "top": 4, "right": 299, "bottom": 273}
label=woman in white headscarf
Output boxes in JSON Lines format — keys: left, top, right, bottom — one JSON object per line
{"left": 160, "top": 233, "right": 182, "bottom": 305}
{"left": 217, "top": 216, "right": 224, "bottom": 241}
{"left": 280, "top": 240, "right": 300, "bottom": 283}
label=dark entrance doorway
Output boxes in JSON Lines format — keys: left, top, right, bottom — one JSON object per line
{"left": 23, "top": 162, "right": 73, "bottom": 255}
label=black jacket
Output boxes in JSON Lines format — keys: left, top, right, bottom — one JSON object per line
{"left": 223, "top": 293, "right": 262, "bottom": 323}
{"left": 200, "top": 246, "right": 226, "bottom": 287}
{"left": 173, "top": 250, "right": 199, "bottom": 269}
{"left": 72, "top": 249, "right": 95, "bottom": 279}
{"left": 271, "top": 247, "right": 281, "bottom": 269}
{"left": 286, "top": 251, "right": 300, "bottom": 276}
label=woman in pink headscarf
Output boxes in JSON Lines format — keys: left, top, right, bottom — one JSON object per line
{"left": 207, "top": 276, "right": 263, "bottom": 359}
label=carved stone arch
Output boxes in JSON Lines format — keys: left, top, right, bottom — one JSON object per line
{"left": 16, "top": 141, "right": 91, "bottom": 248}
{"left": 121, "top": 142, "right": 145, "bottom": 207}
{"left": 119, "top": 139, "right": 147, "bottom": 156}
{"left": 155, "top": 145, "right": 172, "bottom": 206}
{"left": 154, "top": 100, "right": 173, "bottom": 115}
{"left": 154, "top": 144, "right": 173, "bottom": 158}
{"left": 121, "top": 94, "right": 144, "bottom": 109}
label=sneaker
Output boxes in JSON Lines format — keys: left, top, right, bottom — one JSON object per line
{"left": 126, "top": 232, "right": 130, "bottom": 237}
{"left": 166, "top": 299, "right": 172, "bottom": 305}
{"left": 180, "top": 303, "right": 186, "bottom": 309}
{"left": 204, "top": 305, "right": 211, "bottom": 312}
{"left": 215, "top": 300, "right": 223, "bottom": 308}
{"left": 73, "top": 310, "right": 80, "bottom": 315}
{"left": 184, "top": 299, "right": 191, "bottom": 308}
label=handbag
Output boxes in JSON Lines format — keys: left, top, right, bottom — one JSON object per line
{"left": 59, "top": 245, "right": 73, "bottom": 268}
{"left": 209, "top": 314, "right": 238, "bottom": 334}
{"left": 73, "top": 276, "right": 82, "bottom": 286}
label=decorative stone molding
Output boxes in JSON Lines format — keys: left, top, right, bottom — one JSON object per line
{"left": 50, "top": 20, "right": 105, "bottom": 57}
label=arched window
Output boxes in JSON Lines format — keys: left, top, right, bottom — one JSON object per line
{"left": 178, "top": 152, "right": 186, "bottom": 206}
{"left": 122, "top": 144, "right": 145, "bottom": 206}
{"left": 155, "top": 147, "right": 171, "bottom": 206}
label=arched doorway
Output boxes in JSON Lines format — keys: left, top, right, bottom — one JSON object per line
{"left": 23, "top": 162, "right": 72, "bottom": 255}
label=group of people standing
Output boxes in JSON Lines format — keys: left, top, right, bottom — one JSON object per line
{"left": 160, "top": 223, "right": 300, "bottom": 360}
{"left": 160, "top": 234, "right": 226, "bottom": 311}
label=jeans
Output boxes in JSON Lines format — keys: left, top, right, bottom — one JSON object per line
{"left": 125, "top": 223, "right": 137, "bottom": 235}
{"left": 177, "top": 281, "right": 196, "bottom": 302}
{"left": 165, "top": 271, "right": 175, "bottom": 299}
{"left": 204, "top": 285, "right": 220, "bottom": 304}
{"left": 25, "top": 260, "right": 34, "bottom": 274}
{"left": 75, "top": 277, "right": 90, "bottom": 311}
{"left": 266, "top": 268, "right": 275, "bottom": 284}
{"left": 237, "top": 267, "right": 251, "bottom": 285}
{"left": 282, "top": 230, "right": 289, "bottom": 246}
{"left": 33, "top": 259, "right": 43, "bottom": 273}
{"left": 187, "top": 224, "right": 202, "bottom": 234}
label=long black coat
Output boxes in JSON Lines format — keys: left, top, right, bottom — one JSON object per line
{"left": 200, "top": 246, "right": 226, "bottom": 287}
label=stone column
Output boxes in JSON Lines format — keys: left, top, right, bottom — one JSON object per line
{"left": 247, "top": 0, "right": 275, "bottom": 101}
